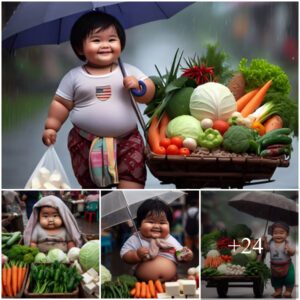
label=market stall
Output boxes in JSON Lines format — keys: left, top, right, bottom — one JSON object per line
{"left": 1, "top": 191, "right": 100, "bottom": 298}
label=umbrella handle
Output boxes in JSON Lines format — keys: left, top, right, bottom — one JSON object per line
{"left": 131, "top": 80, "right": 147, "bottom": 97}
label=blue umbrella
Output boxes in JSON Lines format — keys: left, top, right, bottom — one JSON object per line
{"left": 3, "top": 2, "right": 193, "bottom": 51}
{"left": 3, "top": 1, "right": 193, "bottom": 130}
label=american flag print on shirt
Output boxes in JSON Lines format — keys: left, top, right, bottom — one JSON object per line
{"left": 96, "top": 85, "right": 111, "bottom": 101}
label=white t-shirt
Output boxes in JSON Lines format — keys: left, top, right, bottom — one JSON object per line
{"left": 56, "top": 63, "right": 147, "bottom": 137}
{"left": 120, "top": 233, "right": 183, "bottom": 264}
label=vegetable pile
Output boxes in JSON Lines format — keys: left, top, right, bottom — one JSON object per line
{"left": 145, "top": 45, "right": 297, "bottom": 160}
{"left": 2, "top": 232, "right": 22, "bottom": 250}
{"left": 28, "top": 261, "right": 82, "bottom": 294}
{"left": 201, "top": 225, "right": 271, "bottom": 286}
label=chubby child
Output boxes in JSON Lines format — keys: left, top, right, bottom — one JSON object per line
{"left": 24, "top": 195, "right": 82, "bottom": 253}
{"left": 42, "top": 11, "right": 155, "bottom": 189}
{"left": 263, "top": 222, "right": 295, "bottom": 298}
{"left": 121, "top": 198, "right": 193, "bottom": 282}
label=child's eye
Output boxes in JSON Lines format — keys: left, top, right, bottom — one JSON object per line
{"left": 109, "top": 39, "right": 117, "bottom": 42}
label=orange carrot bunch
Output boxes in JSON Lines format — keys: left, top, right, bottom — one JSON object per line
{"left": 204, "top": 256, "right": 224, "bottom": 268}
{"left": 2, "top": 262, "right": 28, "bottom": 297}
{"left": 130, "top": 279, "right": 165, "bottom": 298}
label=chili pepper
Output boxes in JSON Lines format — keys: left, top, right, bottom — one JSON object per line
{"left": 198, "top": 128, "right": 223, "bottom": 150}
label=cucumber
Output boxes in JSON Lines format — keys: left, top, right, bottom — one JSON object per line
{"left": 6, "top": 231, "right": 21, "bottom": 246}
{"left": 257, "top": 128, "right": 292, "bottom": 143}
{"left": 261, "top": 135, "right": 292, "bottom": 149}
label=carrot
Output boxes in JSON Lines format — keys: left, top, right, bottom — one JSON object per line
{"left": 17, "top": 262, "right": 24, "bottom": 293}
{"left": 236, "top": 88, "right": 260, "bottom": 112}
{"left": 155, "top": 279, "right": 164, "bottom": 293}
{"left": 2, "top": 279, "right": 6, "bottom": 298}
{"left": 148, "top": 280, "right": 156, "bottom": 298}
{"left": 130, "top": 287, "right": 136, "bottom": 297}
{"left": 12, "top": 263, "right": 18, "bottom": 296}
{"left": 2, "top": 266, "right": 7, "bottom": 297}
{"left": 159, "top": 112, "right": 170, "bottom": 140}
{"left": 263, "top": 115, "right": 283, "bottom": 133}
{"left": 148, "top": 116, "right": 166, "bottom": 155}
{"left": 146, "top": 283, "right": 151, "bottom": 298}
{"left": 241, "top": 80, "right": 272, "bottom": 117}
{"left": 6, "top": 264, "right": 13, "bottom": 297}
{"left": 140, "top": 282, "right": 147, "bottom": 298}
{"left": 135, "top": 282, "right": 141, "bottom": 298}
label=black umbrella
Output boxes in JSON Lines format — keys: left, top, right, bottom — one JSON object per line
{"left": 229, "top": 191, "right": 298, "bottom": 234}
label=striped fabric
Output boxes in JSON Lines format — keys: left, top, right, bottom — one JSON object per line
{"left": 76, "top": 128, "right": 118, "bottom": 187}
{"left": 95, "top": 85, "right": 111, "bottom": 101}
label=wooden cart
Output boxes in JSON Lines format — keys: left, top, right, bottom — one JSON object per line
{"left": 202, "top": 251, "right": 267, "bottom": 298}
{"left": 146, "top": 147, "right": 289, "bottom": 188}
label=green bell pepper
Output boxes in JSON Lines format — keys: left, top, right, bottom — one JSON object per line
{"left": 198, "top": 128, "right": 223, "bottom": 150}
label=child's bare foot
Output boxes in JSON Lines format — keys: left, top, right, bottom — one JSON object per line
{"left": 283, "top": 291, "right": 292, "bottom": 298}
{"left": 272, "top": 290, "right": 282, "bottom": 298}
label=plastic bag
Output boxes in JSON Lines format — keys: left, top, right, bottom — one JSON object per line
{"left": 25, "top": 146, "right": 71, "bottom": 189}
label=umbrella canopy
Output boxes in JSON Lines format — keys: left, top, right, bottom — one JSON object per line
{"left": 3, "top": 2, "right": 193, "bottom": 51}
{"left": 101, "top": 190, "right": 185, "bottom": 229}
{"left": 229, "top": 191, "right": 298, "bottom": 226}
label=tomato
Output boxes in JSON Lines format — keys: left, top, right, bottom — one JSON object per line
{"left": 166, "top": 144, "right": 179, "bottom": 155}
{"left": 212, "top": 120, "right": 229, "bottom": 135}
{"left": 170, "top": 136, "right": 183, "bottom": 148}
{"left": 179, "top": 147, "right": 191, "bottom": 156}
{"left": 160, "top": 137, "right": 171, "bottom": 148}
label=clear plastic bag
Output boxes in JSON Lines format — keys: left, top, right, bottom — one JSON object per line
{"left": 25, "top": 146, "right": 71, "bottom": 189}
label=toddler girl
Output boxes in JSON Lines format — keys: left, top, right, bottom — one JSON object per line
{"left": 24, "top": 195, "right": 82, "bottom": 253}
{"left": 263, "top": 222, "right": 295, "bottom": 298}
{"left": 121, "top": 198, "right": 193, "bottom": 282}
{"left": 42, "top": 11, "right": 155, "bottom": 189}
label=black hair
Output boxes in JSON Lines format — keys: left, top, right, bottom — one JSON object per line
{"left": 136, "top": 198, "right": 173, "bottom": 228}
{"left": 70, "top": 11, "right": 126, "bottom": 61}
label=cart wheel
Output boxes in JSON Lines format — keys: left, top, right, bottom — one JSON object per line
{"left": 253, "top": 279, "right": 264, "bottom": 298}
{"left": 217, "top": 282, "right": 228, "bottom": 298}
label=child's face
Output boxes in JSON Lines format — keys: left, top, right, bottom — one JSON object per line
{"left": 140, "top": 212, "right": 170, "bottom": 239}
{"left": 81, "top": 25, "right": 121, "bottom": 67}
{"left": 272, "top": 227, "right": 288, "bottom": 243}
{"left": 39, "top": 207, "right": 62, "bottom": 230}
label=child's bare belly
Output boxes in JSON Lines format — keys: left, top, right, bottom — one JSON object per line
{"left": 135, "top": 256, "right": 177, "bottom": 282}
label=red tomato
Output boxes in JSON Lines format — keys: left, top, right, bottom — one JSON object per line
{"left": 160, "top": 138, "right": 171, "bottom": 148}
{"left": 179, "top": 147, "right": 191, "bottom": 156}
{"left": 166, "top": 144, "right": 179, "bottom": 155}
{"left": 212, "top": 120, "right": 229, "bottom": 135}
{"left": 170, "top": 136, "right": 183, "bottom": 148}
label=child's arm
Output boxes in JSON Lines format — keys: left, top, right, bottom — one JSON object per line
{"left": 285, "top": 242, "right": 295, "bottom": 256}
{"left": 123, "top": 76, "right": 155, "bottom": 104}
{"left": 42, "top": 95, "right": 74, "bottom": 145}
{"left": 122, "top": 247, "right": 150, "bottom": 264}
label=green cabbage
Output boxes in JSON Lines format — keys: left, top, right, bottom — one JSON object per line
{"left": 34, "top": 252, "right": 47, "bottom": 263}
{"left": 79, "top": 240, "right": 99, "bottom": 272}
{"left": 166, "top": 115, "right": 202, "bottom": 140}
{"left": 101, "top": 265, "right": 112, "bottom": 284}
{"left": 189, "top": 82, "right": 236, "bottom": 121}
{"left": 47, "top": 248, "right": 67, "bottom": 263}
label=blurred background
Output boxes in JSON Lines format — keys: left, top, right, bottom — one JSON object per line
{"left": 2, "top": 2, "right": 298, "bottom": 189}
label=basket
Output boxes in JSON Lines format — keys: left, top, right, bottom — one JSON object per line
{"left": 24, "top": 278, "right": 79, "bottom": 298}
{"left": 146, "top": 147, "right": 289, "bottom": 188}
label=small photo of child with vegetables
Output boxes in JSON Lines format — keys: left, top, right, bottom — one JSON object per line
{"left": 101, "top": 190, "right": 200, "bottom": 298}
{"left": 1, "top": 190, "right": 100, "bottom": 298}
{"left": 201, "top": 190, "right": 298, "bottom": 299}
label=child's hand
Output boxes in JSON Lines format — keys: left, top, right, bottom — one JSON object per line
{"left": 137, "top": 247, "right": 150, "bottom": 261}
{"left": 285, "top": 243, "right": 295, "bottom": 256}
{"left": 180, "top": 247, "right": 194, "bottom": 262}
{"left": 123, "top": 76, "right": 140, "bottom": 90}
{"left": 43, "top": 129, "right": 57, "bottom": 146}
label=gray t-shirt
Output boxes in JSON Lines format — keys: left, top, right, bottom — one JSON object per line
{"left": 31, "top": 223, "right": 71, "bottom": 243}
{"left": 56, "top": 63, "right": 147, "bottom": 137}
{"left": 269, "top": 240, "right": 291, "bottom": 263}
{"left": 120, "top": 233, "right": 183, "bottom": 265}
